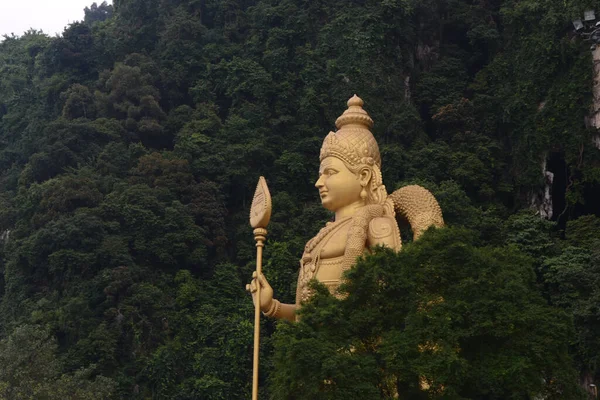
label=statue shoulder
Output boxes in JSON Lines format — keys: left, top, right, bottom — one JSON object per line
{"left": 367, "top": 215, "right": 401, "bottom": 251}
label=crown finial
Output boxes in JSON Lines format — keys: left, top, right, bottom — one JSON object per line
{"left": 348, "top": 94, "right": 363, "bottom": 107}
{"left": 335, "top": 94, "right": 374, "bottom": 130}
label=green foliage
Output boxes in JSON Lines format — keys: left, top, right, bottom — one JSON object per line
{"left": 0, "top": 0, "right": 598, "bottom": 397}
{"left": 0, "top": 324, "right": 116, "bottom": 399}
{"left": 505, "top": 210, "right": 558, "bottom": 260}
{"left": 271, "top": 228, "right": 583, "bottom": 399}
{"left": 544, "top": 217, "right": 600, "bottom": 381}
{"left": 84, "top": 2, "right": 114, "bottom": 27}
{"left": 565, "top": 214, "right": 600, "bottom": 250}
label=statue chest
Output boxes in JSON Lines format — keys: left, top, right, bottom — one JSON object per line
{"left": 317, "top": 222, "right": 351, "bottom": 259}
{"left": 296, "top": 219, "right": 353, "bottom": 304}
{"left": 314, "top": 223, "right": 350, "bottom": 282}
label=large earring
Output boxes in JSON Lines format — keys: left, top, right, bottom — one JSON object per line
{"left": 360, "top": 186, "right": 367, "bottom": 201}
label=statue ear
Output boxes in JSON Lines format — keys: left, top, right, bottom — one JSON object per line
{"left": 358, "top": 167, "right": 372, "bottom": 186}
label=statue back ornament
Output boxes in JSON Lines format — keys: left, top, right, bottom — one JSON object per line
{"left": 247, "top": 95, "right": 444, "bottom": 322}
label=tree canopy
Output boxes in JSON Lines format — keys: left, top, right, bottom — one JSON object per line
{"left": 0, "top": 0, "right": 599, "bottom": 398}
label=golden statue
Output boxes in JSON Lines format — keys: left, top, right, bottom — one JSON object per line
{"left": 247, "top": 95, "right": 444, "bottom": 322}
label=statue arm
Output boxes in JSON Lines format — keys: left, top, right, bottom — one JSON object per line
{"left": 247, "top": 272, "right": 297, "bottom": 322}
{"left": 367, "top": 216, "right": 401, "bottom": 251}
{"left": 264, "top": 300, "right": 297, "bottom": 322}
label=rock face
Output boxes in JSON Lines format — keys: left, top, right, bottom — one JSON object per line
{"left": 590, "top": 46, "right": 600, "bottom": 129}
{"left": 416, "top": 41, "right": 440, "bottom": 70}
{"left": 585, "top": 47, "right": 600, "bottom": 148}
{"left": 583, "top": 47, "right": 600, "bottom": 151}
{"left": 530, "top": 158, "right": 554, "bottom": 219}
{"left": 0, "top": 229, "right": 10, "bottom": 245}
{"left": 588, "top": 45, "right": 600, "bottom": 151}
{"left": 593, "top": 135, "right": 600, "bottom": 149}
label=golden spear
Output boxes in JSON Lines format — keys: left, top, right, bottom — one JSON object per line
{"left": 249, "top": 176, "right": 272, "bottom": 400}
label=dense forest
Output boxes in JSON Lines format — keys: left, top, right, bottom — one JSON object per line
{"left": 0, "top": 0, "right": 599, "bottom": 398}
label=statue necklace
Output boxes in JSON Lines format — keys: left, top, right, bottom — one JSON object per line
{"left": 303, "top": 216, "right": 352, "bottom": 257}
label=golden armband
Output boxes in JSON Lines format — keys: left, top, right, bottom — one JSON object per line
{"left": 263, "top": 299, "right": 281, "bottom": 318}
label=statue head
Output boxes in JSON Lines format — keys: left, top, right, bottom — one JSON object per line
{"left": 315, "top": 95, "right": 387, "bottom": 211}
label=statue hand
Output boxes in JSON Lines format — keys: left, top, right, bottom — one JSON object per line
{"left": 246, "top": 271, "right": 274, "bottom": 313}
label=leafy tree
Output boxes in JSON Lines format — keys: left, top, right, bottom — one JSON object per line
{"left": 84, "top": 2, "right": 114, "bottom": 27}
{"left": 543, "top": 215, "right": 600, "bottom": 387}
{"left": 0, "top": 0, "right": 598, "bottom": 396}
{"left": 271, "top": 228, "right": 583, "bottom": 399}
{"left": 0, "top": 324, "right": 116, "bottom": 399}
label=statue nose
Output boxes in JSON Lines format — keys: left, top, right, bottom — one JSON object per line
{"left": 315, "top": 175, "right": 325, "bottom": 188}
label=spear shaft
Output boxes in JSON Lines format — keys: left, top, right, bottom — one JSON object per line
{"left": 252, "top": 228, "right": 266, "bottom": 400}
{"left": 249, "top": 177, "right": 272, "bottom": 400}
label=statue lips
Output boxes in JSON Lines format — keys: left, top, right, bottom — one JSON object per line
{"left": 319, "top": 190, "right": 329, "bottom": 206}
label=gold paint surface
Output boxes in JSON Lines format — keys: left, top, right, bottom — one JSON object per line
{"left": 248, "top": 95, "right": 445, "bottom": 322}
{"left": 250, "top": 176, "right": 272, "bottom": 229}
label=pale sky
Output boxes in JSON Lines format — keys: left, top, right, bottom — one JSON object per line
{"left": 0, "top": 0, "right": 113, "bottom": 38}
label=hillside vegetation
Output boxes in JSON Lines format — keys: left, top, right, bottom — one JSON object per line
{"left": 0, "top": 0, "right": 599, "bottom": 398}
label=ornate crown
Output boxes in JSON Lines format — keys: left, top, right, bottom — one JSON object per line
{"left": 320, "top": 95, "right": 381, "bottom": 169}
{"left": 320, "top": 95, "right": 387, "bottom": 205}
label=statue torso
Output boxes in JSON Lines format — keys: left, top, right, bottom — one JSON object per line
{"left": 296, "top": 217, "right": 351, "bottom": 304}
{"left": 295, "top": 214, "right": 400, "bottom": 305}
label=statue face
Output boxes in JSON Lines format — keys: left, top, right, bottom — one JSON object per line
{"left": 315, "top": 156, "right": 362, "bottom": 212}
